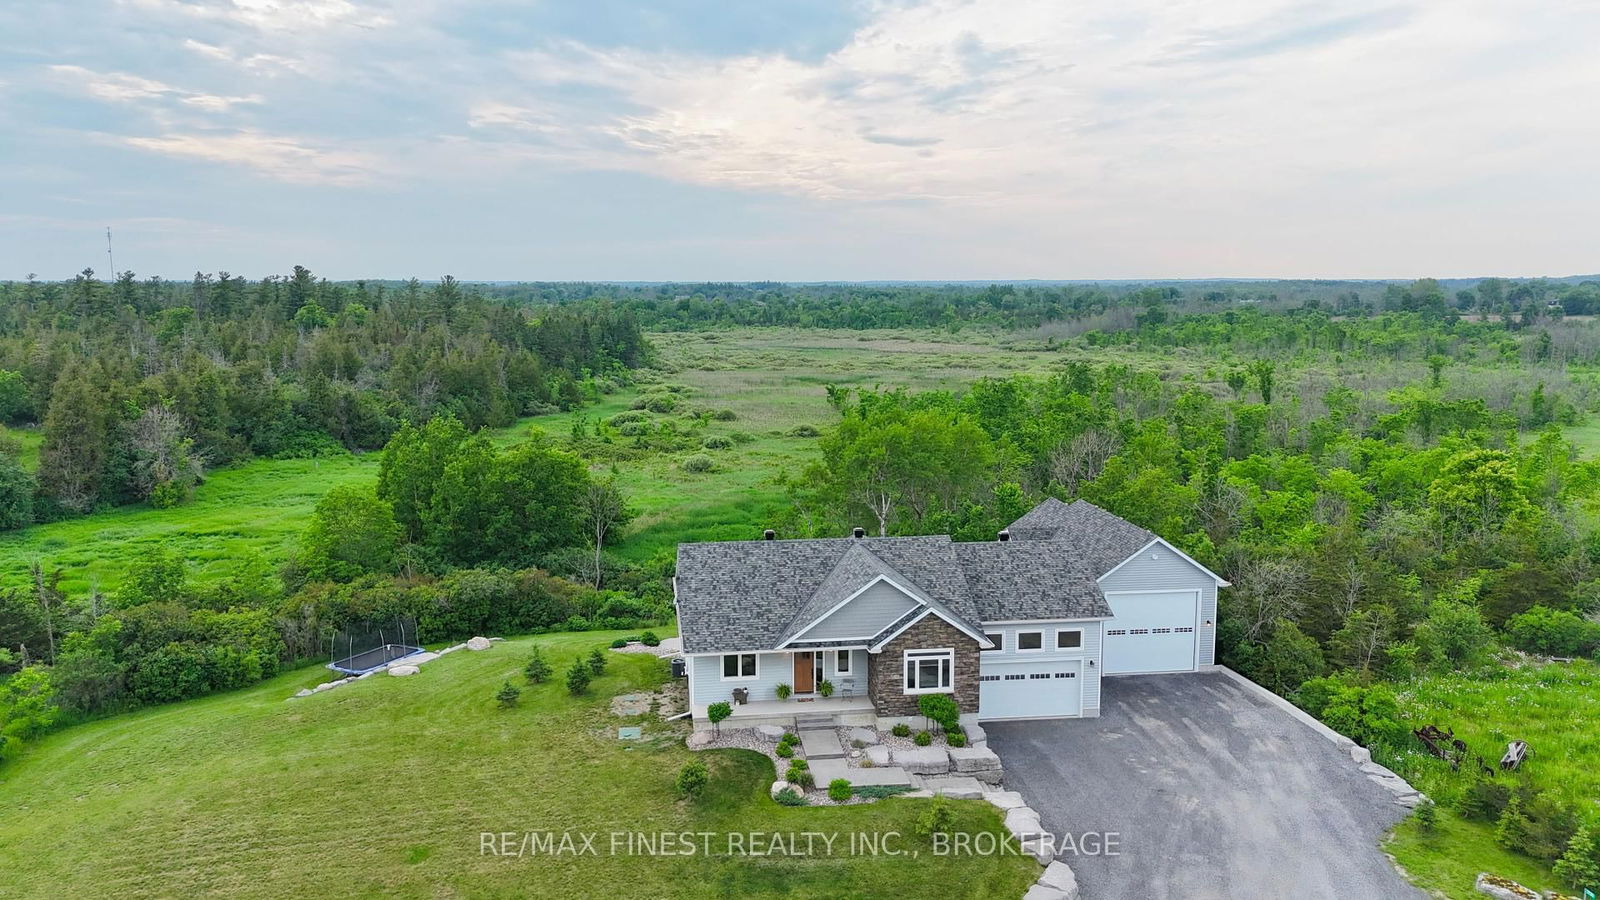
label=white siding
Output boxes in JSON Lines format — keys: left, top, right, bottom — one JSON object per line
{"left": 980, "top": 620, "right": 1103, "bottom": 714}
{"left": 796, "top": 581, "right": 918, "bottom": 641}
{"left": 688, "top": 650, "right": 866, "bottom": 705}
{"left": 1099, "top": 545, "right": 1218, "bottom": 666}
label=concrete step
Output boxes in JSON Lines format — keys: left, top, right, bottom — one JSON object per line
{"left": 810, "top": 758, "right": 914, "bottom": 788}
{"left": 798, "top": 729, "right": 845, "bottom": 760}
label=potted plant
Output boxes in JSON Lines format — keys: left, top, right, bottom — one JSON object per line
{"left": 775, "top": 682, "right": 792, "bottom": 700}
{"left": 818, "top": 680, "right": 835, "bottom": 699}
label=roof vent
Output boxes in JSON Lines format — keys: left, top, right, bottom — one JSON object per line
{"left": 998, "top": 529, "right": 1011, "bottom": 542}
{"left": 763, "top": 529, "right": 776, "bottom": 541}
{"left": 852, "top": 526, "right": 865, "bottom": 539}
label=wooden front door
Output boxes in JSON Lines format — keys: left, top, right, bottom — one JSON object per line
{"left": 793, "top": 653, "right": 815, "bottom": 693}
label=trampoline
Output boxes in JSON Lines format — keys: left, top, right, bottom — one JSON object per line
{"left": 328, "top": 617, "right": 425, "bottom": 675}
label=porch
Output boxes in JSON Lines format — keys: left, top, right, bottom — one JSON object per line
{"left": 690, "top": 694, "right": 877, "bottom": 731}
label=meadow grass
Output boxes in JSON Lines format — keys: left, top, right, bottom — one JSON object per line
{"left": 0, "top": 628, "right": 1037, "bottom": 899}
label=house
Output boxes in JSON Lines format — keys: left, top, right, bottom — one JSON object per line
{"left": 673, "top": 498, "right": 1230, "bottom": 728}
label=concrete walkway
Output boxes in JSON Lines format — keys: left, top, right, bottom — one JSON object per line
{"left": 799, "top": 729, "right": 844, "bottom": 759}
{"left": 810, "top": 758, "right": 913, "bottom": 787}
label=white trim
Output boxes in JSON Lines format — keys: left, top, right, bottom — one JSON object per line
{"left": 982, "top": 630, "right": 1005, "bottom": 651}
{"left": 902, "top": 647, "right": 956, "bottom": 695}
{"left": 834, "top": 649, "right": 852, "bottom": 675}
{"left": 1014, "top": 629, "right": 1046, "bottom": 652}
{"left": 869, "top": 606, "right": 995, "bottom": 652}
{"left": 1101, "top": 588, "right": 1202, "bottom": 675}
{"left": 976, "top": 657, "right": 1084, "bottom": 721}
{"left": 783, "top": 574, "right": 925, "bottom": 646}
{"left": 1098, "top": 537, "right": 1231, "bottom": 587}
{"left": 1053, "top": 627, "right": 1085, "bottom": 651}
{"left": 718, "top": 652, "right": 760, "bottom": 681}
{"left": 983, "top": 617, "right": 1113, "bottom": 625}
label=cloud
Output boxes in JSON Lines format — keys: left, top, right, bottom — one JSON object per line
{"left": 118, "top": 131, "right": 379, "bottom": 184}
{"left": 181, "top": 38, "right": 311, "bottom": 75}
{"left": 49, "top": 64, "right": 262, "bottom": 111}
{"left": 128, "top": 0, "right": 392, "bottom": 32}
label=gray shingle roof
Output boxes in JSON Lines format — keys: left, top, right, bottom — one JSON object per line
{"left": 951, "top": 542, "right": 1112, "bottom": 621}
{"left": 1005, "top": 498, "right": 1157, "bottom": 576}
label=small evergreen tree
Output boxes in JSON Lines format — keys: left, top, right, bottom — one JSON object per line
{"left": 1554, "top": 825, "right": 1600, "bottom": 892}
{"left": 495, "top": 680, "right": 521, "bottom": 709}
{"left": 565, "top": 657, "right": 592, "bottom": 695}
{"left": 1415, "top": 798, "right": 1437, "bottom": 836}
{"left": 675, "top": 759, "right": 708, "bottom": 799}
{"left": 523, "top": 647, "right": 552, "bottom": 683}
{"left": 916, "top": 796, "right": 956, "bottom": 840}
{"left": 1495, "top": 795, "right": 1534, "bottom": 854}
{"left": 587, "top": 647, "right": 607, "bottom": 677}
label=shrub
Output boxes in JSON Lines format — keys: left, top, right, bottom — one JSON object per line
{"left": 948, "top": 732, "right": 967, "bottom": 748}
{"left": 828, "top": 778, "right": 852, "bottom": 802}
{"left": 565, "top": 657, "right": 592, "bottom": 695}
{"left": 1554, "top": 825, "right": 1600, "bottom": 891}
{"left": 676, "top": 759, "right": 709, "bottom": 799}
{"left": 785, "top": 759, "right": 814, "bottom": 788}
{"left": 1295, "top": 676, "right": 1409, "bottom": 752}
{"left": 587, "top": 648, "right": 607, "bottom": 676}
{"left": 680, "top": 454, "right": 715, "bottom": 473}
{"left": 1457, "top": 775, "right": 1512, "bottom": 823}
{"left": 640, "top": 631, "right": 660, "bottom": 647}
{"left": 1507, "top": 606, "right": 1600, "bottom": 657}
{"left": 916, "top": 796, "right": 956, "bottom": 839}
{"left": 775, "top": 742, "right": 794, "bottom": 758}
{"left": 605, "top": 411, "right": 646, "bottom": 427}
{"left": 496, "top": 680, "right": 521, "bottom": 708}
{"left": 892, "top": 723, "right": 911, "bottom": 738}
{"left": 853, "top": 784, "right": 914, "bottom": 800}
{"left": 524, "top": 647, "right": 552, "bottom": 683}
{"left": 701, "top": 436, "right": 733, "bottom": 450}
{"left": 706, "top": 701, "right": 732, "bottom": 734}
{"left": 1415, "top": 798, "right": 1438, "bottom": 836}
{"left": 775, "top": 682, "right": 792, "bottom": 700}
{"left": 773, "top": 786, "right": 807, "bottom": 806}
{"left": 913, "top": 730, "right": 932, "bottom": 746}
{"left": 712, "top": 409, "right": 738, "bottom": 421}
{"left": 610, "top": 638, "right": 628, "bottom": 649}
{"left": 786, "top": 424, "right": 820, "bottom": 437}
{"left": 729, "top": 431, "right": 755, "bottom": 445}
{"left": 917, "top": 693, "right": 960, "bottom": 733}
{"left": 778, "top": 731, "right": 798, "bottom": 746}
{"left": 818, "top": 679, "right": 834, "bottom": 698}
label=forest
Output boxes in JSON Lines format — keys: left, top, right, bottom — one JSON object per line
{"left": 4, "top": 271, "right": 1600, "bottom": 894}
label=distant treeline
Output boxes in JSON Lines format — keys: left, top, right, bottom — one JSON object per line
{"left": 0, "top": 267, "right": 649, "bottom": 526}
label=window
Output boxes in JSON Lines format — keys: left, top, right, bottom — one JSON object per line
{"left": 721, "top": 653, "right": 757, "bottom": 680}
{"left": 1017, "top": 631, "right": 1044, "bottom": 651}
{"left": 835, "top": 650, "right": 852, "bottom": 674}
{"left": 983, "top": 632, "right": 1003, "bottom": 651}
{"left": 1055, "top": 629, "right": 1083, "bottom": 650}
{"left": 903, "top": 648, "right": 954, "bottom": 694}
{"left": 1054, "top": 671, "right": 1077, "bottom": 679}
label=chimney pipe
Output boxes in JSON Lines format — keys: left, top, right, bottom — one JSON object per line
{"left": 763, "top": 529, "right": 776, "bottom": 541}
{"left": 998, "top": 529, "right": 1011, "bottom": 542}
{"left": 852, "top": 526, "right": 865, "bottom": 539}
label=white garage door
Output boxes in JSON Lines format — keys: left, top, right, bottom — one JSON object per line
{"left": 978, "top": 659, "right": 1082, "bottom": 720}
{"left": 1103, "top": 591, "right": 1199, "bottom": 675}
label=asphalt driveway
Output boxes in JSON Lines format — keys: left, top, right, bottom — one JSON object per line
{"left": 985, "top": 671, "right": 1421, "bottom": 899}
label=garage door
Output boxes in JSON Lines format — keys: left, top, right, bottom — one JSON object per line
{"left": 978, "top": 659, "right": 1082, "bottom": 720}
{"left": 1103, "top": 591, "right": 1198, "bottom": 675}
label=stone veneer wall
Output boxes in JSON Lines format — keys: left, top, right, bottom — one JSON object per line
{"left": 867, "top": 615, "right": 981, "bottom": 716}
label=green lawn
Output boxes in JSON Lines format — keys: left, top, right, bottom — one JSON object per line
{"left": 0, "top": 628, "right": 1037, "bottom": 899}
{"left": 1382, "top": 659, "right": 1600, "bottom": 897}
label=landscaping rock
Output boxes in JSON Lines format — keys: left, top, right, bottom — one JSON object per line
{"left": 899, "top": 789, "right": 934, "bottom": 799}
{"left": 466, "top": 636, "right": 493, "bottom": 651}
{"left": 406, "top": 651, "right": 440, "bottom": 666}
{"left": 891, "top": 747, "right": 950, "bottom": 775}
{"left": 439, "top": 643, "right": 467, "bottom": 655}
{"left": 1004, "top": 807, "right": 1044, "bottom": 839}
{"left": 864, "top": 745, "right": 892, "bottom": 767}
{"left": 983, "top": 791, "right": 1026, "bottom": 811}
{"left": 947, "top": 746, "right": 1002, "bottom": 774}
{"left": 1038, "top": 861, "right": 1080, "bottom": 897}
{"left": 686, "top": 731, "right": 714, "bottom": 750}
{"left": 1473, "top": 873, "right": 1539, "bottom": 900}
{"left": 1350, "top": 745, "right": 1372, "bottom": 765}
{"left": 754, "top": 725, "right": 787, "bottom": 741}
{"left": 1018, "top": 837, "right": 1055, "bottom": 866}
{"left": 1359, "top": 761, "right": 1398, "bottom": 779}
{"left": 1367, "top": 773, "right": 1413, "bottom": 794}
{"left": 848, "top": 727, "right": 877, "bottom": 745}
{"left": 312, "top": 681, "right": 340, "bottom": 692}
{"left": 922, "top": 775, "right": 984, "bottom": 798}
{"left": 1024, "top": 886, "right": 1072, "bottom": 900}
{"left": 769, "top": 780, "right": 791, "bottom": 800}
{"left": 973, "top": 768, "right": 1005, "bottom": 785}
{"left": 1394, "top": 793, "right": 1427, "bottom": 809}
{"left": 964, "top": 723, "right": 987, "bottom": 744}
{"left": 388, "top": 665, "right": 419, "bottom": 677}
{"left": 293, "top": 688, "right": 313, "bottom": 698}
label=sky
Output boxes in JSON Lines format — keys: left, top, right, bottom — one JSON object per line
{"left": 1, "top": 0, "right": 1597, "bottom": 282}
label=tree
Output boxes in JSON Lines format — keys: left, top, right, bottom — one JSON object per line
{"left": 30, "top": 563, "right": 65, "bottom": 664}
{"left": 51, "top": 647, "right": 125, "bottom": 715}
{"left": 37, "top": 360, "right": 115, "bottom": 511}
{"left": 579, "top": 477, "right": 633, "bottom": 589}
{"left": 1414, "top": 594, "right": 1495, "bottom": 671}
{"left": 675, "top": 759, "right": 709, "bottom": 799}
{"left": 565, "top": 657, "right": 591, "bottom": 695}
{"left": 378, "top": 415, "right": 469, "bottom": 542}
{"left": 0, "top": 449, "right": 34, "bottom": 530}
{"left": 1247, "top": 360, "right": 1276, "bottom": 405}
{"left": 126, "top": 404, "right": 206, "bottom": 507}
{"left": 1328, "top": 605, "right": 1395, "bottom": 673}
{"left": 586, "top": 647, "right": 607, "bottom": 676}
{"left": 0, "top": 666, "right": 59, "bottom": 762}
{"left": 1554, "top": 826, "right": 1600, "bottom": 892}
{"left": 524, "top": 646, "right": 552, "bottom": 683}
{"left": 116, "top": 547, "right": 187, "bottom": 608}
{"left": 428, "top": 437, "right": 589, "bottom": 566}
{"left": 495, "top": 680, "right": 521, "bottom": 709}
{"left": 706, "top": 701, "right": 731, "bottom": 736}
{"left": 1427, "top": 449, "right": 1534, "bottom": 538}
{"left": 299, "top": 485, "right": 401, "bottom": 582}
{"left": 0, "top": 370, "right": 28, "bottom": 424}
{"left": 1258, "top": 619, "right": 1324, "bottom": 693}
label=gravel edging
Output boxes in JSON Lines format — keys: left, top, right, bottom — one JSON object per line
{"left": 686, "top": 727, "right": 893, "bottom": 806}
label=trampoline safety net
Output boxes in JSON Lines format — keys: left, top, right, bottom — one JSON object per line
{"left": 329, "top": 617, "right": 423, "bottom": 675}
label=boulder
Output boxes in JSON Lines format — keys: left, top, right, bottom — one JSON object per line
{"left": 466, "top": 636, "right": 493, "bottom": 651}
{"left": 1018, "top": 837, "right": 1056, "bottom": 866}
{"left": 1367, "top": 773, "right": 1414, "bottom": 794}
{"left": 407, "top": 651, "right": 440, "bottom": 666}
{"left": 1350, "top": 745, "right": 1372, "bottom": 765}
{"left": 848, "top": 727, "right": 878, "bottom": 745}
{"left": 1473, "top": 873, "right": 1539, "bottom": 900}
{"left": 1038, "top": 861, "right": 1080, "bottom": 898}
{"left": 388, "top": 665, "right": 420, "bottom": 677}
{"left": 983, "top": 791, "right": 1026, "bottom": 811}
{"left": 1359, "top": 761, "right": 1398, "bottom": 779}
{"left": 1024, "top": 886, "right": 1072, "bottom": 900}
{"left": 923, "top": 775, "right": 984, "bottom": 799}
{"left": 293, "top": 688, "right": 313, "bottom": 698}
{"left": 973, "top": 768, "right": 1005, "bottom": 785}
{"left": 769, "top": 780, "right": 791, "bottom": 800}
{"left": 947, "top": 746, "right": 1002, "bottom": 774}
{"left": 312, "top": 681, "right": 340, "bottom": 692}
{"left": 864, "top": 745, "right": 892, "bottom": 767}
{"left": 1004, "top": 807, "right": 1045, "bottom": 840}
{"left": 755, "top": 725, "right": 787, "bottom": 742}
{"left": 1393, "top": 793, "right": 1427, "bottom": 809}
{"left": 964, "top": 723, "right": 987, "bottom": 744}
{"left": 891, "top": 747, "right": 950, "bottom": 775}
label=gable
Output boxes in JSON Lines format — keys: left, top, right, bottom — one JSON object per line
{"left": 789, "top": 578, "right": 921, "bottom": 642}
{"left": 1099, "top": 538, "right": 1229, "bottom": 590}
